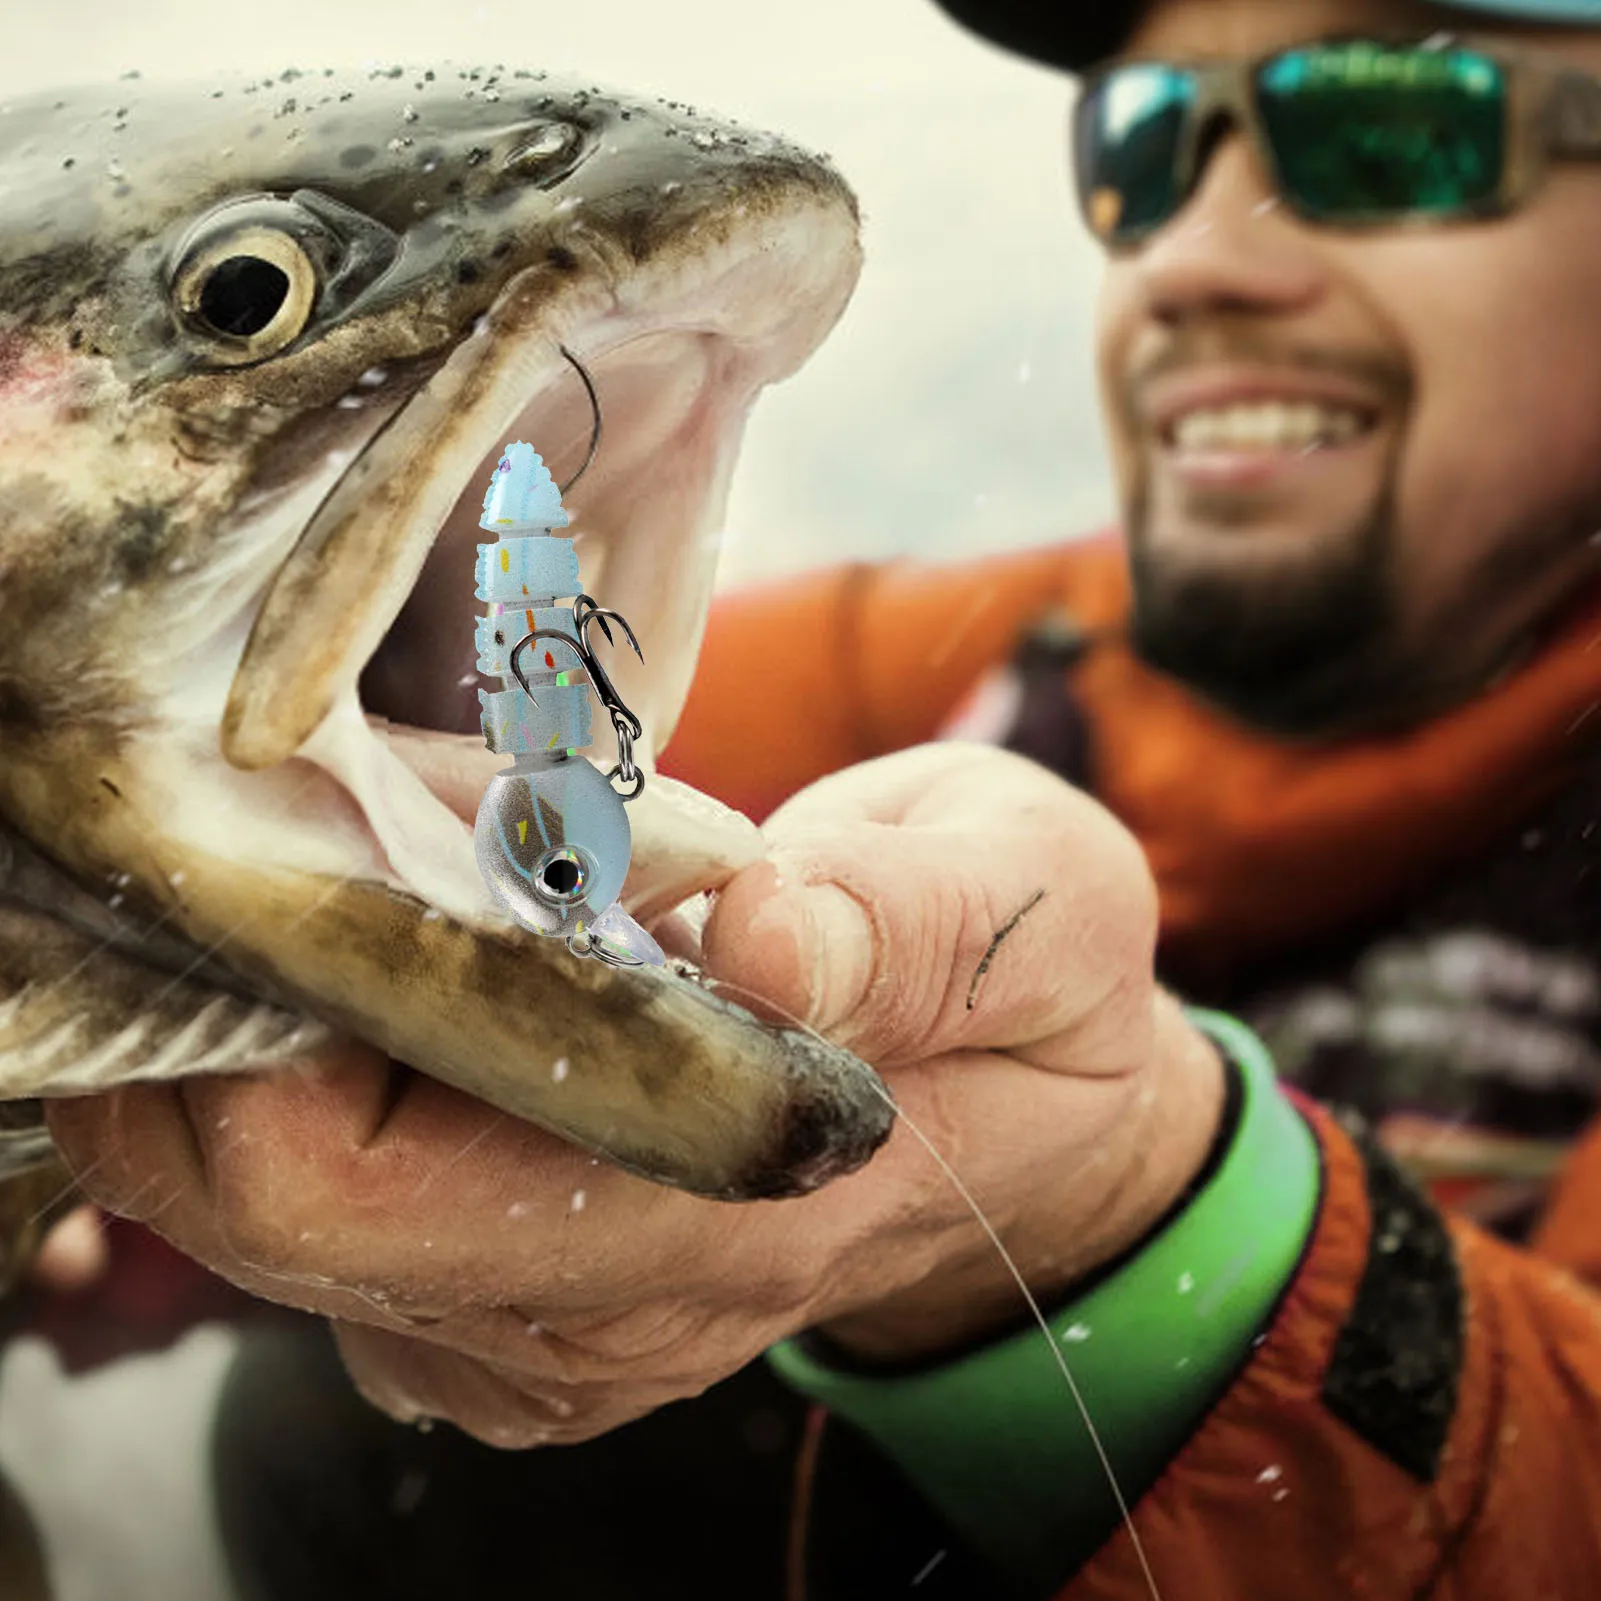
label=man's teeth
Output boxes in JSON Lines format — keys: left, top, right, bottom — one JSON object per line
{"left": 1169, "top": 402, "right": 1368, "bottom": 451}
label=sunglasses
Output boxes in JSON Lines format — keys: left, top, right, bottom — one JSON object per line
{"left": 1072, "top": 35, "right": 1601, "bottom": 247}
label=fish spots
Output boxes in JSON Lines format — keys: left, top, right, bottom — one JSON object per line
{"left": 455, "top": 258, "right": 481, "bottom": 285}
{"left": 98, "top": 776, "right": 122, "bottom": 798}
{"left": 339, "top": 144, "right": 377, "bottom": 169}
{"left": 517, "top": 818, "right": 528, "bottom": 845}
{"left": 546, "top": 244, "right": 578, "bottom": 274}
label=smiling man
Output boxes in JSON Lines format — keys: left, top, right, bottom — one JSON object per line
{"left": 39, "top": 1, "right": 1601, "bottom": 1599}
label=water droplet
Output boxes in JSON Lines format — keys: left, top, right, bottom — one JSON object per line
{"left": 1257, "top": 1464, "right": 1283, "bottom": 1484}
{"left": 507, "top": 1201, "right": 529, "bottom": 1220}
{"left": 1177, "top": 1271, "right": 1195, "bottom": 1294}
{"left": 552, "top": 1057, "right": 569, "bottom": 1083}
{"left": 1061, "top": 1322, "right": 1091, "bottom": 1343}
{"left": 569, "top": 1189, "right": 587, "bottom": 1213}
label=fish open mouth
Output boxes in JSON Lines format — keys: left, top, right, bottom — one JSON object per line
{"left": 216, "top": 198, "right": 861, "bottom": 949}
{"left": 0, "top": 80, "right": 889, "bottom": 1200}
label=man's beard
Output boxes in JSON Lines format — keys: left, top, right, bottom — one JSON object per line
{"left": 1126, "top": 479, "right": 1406, "bottom": 740}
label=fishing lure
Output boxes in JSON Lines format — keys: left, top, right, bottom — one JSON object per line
{"left": 472, "top": 439, "right": 665, "bottom": 968}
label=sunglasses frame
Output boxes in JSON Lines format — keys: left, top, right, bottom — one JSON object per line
{"left": 1072, "top": 33, "right": 1601, "bottom": 247}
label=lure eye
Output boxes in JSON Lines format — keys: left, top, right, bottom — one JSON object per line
{"left": 534, "top": 846, "right": 590, "bottom": 904}
{"left": 172, "top": 223, "right": 318, "bottom": 364}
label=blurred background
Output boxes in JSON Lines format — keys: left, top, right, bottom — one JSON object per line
{"left": 0, "top": 0, "right": 1112, "bottom": 1594}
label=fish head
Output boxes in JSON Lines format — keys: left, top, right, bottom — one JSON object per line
{"left": 0, "top": 68, "right": 891, "bottom": 1201}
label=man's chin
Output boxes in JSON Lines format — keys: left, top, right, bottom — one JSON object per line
{"left": 1131, "top": 630, "right": 1395, "bottom": 743}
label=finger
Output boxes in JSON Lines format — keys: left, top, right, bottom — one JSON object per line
{"left": 28, "top": 1204, "right": 110, "bottom": 1292}
{"left": 333, "top": 1321, "right": 673, "bottom": 1448}
{"left": 702, "top": 743, "right": 1157, "bottom": 1073}
{"left": 54, "top": 1044, "right": 713, "bottom": 1316}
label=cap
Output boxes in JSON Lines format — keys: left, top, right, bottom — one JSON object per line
{"left": 929, "top": 0, "right": 1601, "bottom": 72}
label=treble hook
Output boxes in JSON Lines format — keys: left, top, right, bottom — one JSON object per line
{"left": 508, "top": 611, "right": 647, "bottom": 798}
{"left": 556, "top": 345, "right": 602, "bottom": 496}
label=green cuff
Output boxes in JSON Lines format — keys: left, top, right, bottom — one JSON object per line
{"left": 768, "top": 1008, "right": 1321, "bottom": 1597}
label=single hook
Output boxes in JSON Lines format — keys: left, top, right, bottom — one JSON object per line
{"left": 557, "top": 345, "right": 603, "bottom": 496}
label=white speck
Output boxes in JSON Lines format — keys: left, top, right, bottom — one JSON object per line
{"left": 691, "top": 130, "right": 717, "bottom": 149}
{"left": 554, "top": 195, "right": 583, "bottom": 213}
{"left": 336, "top": 394, "right": 365, "bottom": 409}
{"left": 457, "top": 673, "right": 478, "bottom": 688}
{"left": 421, "top": 908, "right": 441, "bottom": 921}
{"left": 1177, "top": 1271, "right": 1195, "bottom": 1294}
{"left": 1060, "top": 1322, "right": 1091, "bottom": 1343}
{"left": 167, "top": 557, "right": 189, "bottom": 573}
{"left": 168, "top": 870, "right": 186, "bottom": 887}
{"left": 912, "top": 1550, "right": 948, "bottom": 1586}
{"left": 106, "top": 158, "right": 125, "bottom": 180}
{"left": 569, "top": 1189, "right": 587, "bottom": 1213}
{"left": 216, "top": 1117, "right": 231, "bottom": 1130}
{"left": 660, "top": 181, "right": 682, "bottom": 195}
{"left": 356, "top": 366, "right": 388, "bottom": 387}
{"left": 107, "top": 893, "right": 124, "bottom": 909}
{"left": 1257, "top": 1464, "right": 1283, "bottom": 1484}
{"left": 422, "top": 1239, "right": 433, "bottom": 1250}
{"left": 402, "top": 103, "right": 418, "bottom": 123}
{"left": 551, "top": 1056, "right": 569, "bottom": 1082}
{"left": 526, "top": 1320, "right": 543, "bottom": 1337}
{"left": 1272, "top": 1487, "right": 1290, "bottom": 1502}
{"left": 1252, "top": 197, "right": 1279, "bottom": 216}
{"left": 507, "top": 1201, "right": 529, "bottom": 1220}
{"left": 1175, "top": 1356, "right": 1192, "bottom": 1370}
{"left": 324, "top": 449, "right": 352, "bottom": 470}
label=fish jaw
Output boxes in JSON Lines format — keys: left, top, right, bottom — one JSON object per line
{"left": 0, "top": 69, "right": 891, "bottom": 1199}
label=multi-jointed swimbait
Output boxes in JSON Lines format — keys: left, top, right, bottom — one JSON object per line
{"left": 472, "top": 441, "right": 666, "bottom": 968}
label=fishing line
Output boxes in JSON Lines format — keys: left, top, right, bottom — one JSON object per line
{"left": 695, "top": 967, "right": 1167, "bottom": 1601}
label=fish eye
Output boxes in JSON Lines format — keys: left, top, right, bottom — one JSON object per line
{"left": 171, "top": 224, "right": 318, "bottom": 364}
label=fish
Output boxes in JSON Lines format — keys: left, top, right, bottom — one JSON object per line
{"left": 0, "top": 64, "right": 893, "bottom": 1221}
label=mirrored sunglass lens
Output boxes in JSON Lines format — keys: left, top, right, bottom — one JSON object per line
{"left": 1258, "top": 42, "right": 1506, "bottom": 220}
{"left": 1075, "top": 64, "right": 1195, "bottom": 242}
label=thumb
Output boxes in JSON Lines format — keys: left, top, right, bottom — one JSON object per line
{"left": 701, "top": 744, "right": 1157, "bottom": 1073}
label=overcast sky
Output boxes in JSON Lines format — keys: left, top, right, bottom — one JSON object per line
{"left": 1, "top": 0, "right": 1116, "bottom": 585}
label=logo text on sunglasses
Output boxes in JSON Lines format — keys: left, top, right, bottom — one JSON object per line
{"left": 1300, "top": 44, "right": 1496, "bottom": 95}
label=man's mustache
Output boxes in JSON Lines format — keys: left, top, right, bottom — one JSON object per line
{"left": 1123, "top": 324, "right": 1415, "bottom": 415}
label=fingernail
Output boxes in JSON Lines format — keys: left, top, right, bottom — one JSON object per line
{"left": 796, "top": 885, "right": 875, "bottom": 1033}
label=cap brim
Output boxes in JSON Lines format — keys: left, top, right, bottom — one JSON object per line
{"left": 929, "top": 0, "right": 1600, "bottom": 71}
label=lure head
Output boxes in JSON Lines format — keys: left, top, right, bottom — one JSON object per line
{"left": 474, "top": 756, "right": 630, "bottom": 937}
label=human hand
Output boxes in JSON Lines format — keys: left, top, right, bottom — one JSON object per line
{"left": 46, "top": 743, "right": 1223, "bottom": 1445}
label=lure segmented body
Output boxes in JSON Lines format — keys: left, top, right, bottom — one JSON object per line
{"left": 472, "top": 443, "right": 665, "bottom": 967}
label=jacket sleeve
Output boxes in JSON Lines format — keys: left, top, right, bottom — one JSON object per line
{"left": 772, "top": 1014, "right": 1601, "bottom": 1601}
{"left": 658, "top": 540, "right": 1110, "bottom": 821}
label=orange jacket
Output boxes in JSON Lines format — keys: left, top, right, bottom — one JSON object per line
{"left": 662, "top": 534, "right": 1601, "bottom": 1600}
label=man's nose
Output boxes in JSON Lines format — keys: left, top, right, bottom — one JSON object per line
{"left": 1131, "top": 130, "right": 1328, "bottom": 323}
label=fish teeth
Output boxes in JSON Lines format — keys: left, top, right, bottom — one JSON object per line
{"left": 1171, "top": 401, "right": 1366, "bottom": 451}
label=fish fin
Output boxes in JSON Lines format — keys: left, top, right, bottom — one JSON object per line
{"left": 0, "top": 904, "right": 334, "bottom": 1099}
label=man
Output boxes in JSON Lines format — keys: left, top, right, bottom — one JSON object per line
{"left": 41, "top": 0, "right": 1601, "bottom": 1596}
